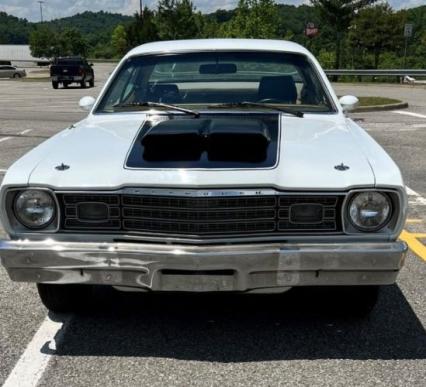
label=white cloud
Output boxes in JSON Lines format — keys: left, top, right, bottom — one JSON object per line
{"left": 0, "top": 0, "right": 421, "bottom": 22}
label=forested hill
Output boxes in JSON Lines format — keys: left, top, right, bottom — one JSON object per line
{"left": 43, "top": 11, "right": 132, "bottom": 46}
{"left": 0, "top": 12, "right": 32, "bottom": 44}
{"left": 0, "top": 11, "right": 132, "bottom": 45}
{"left": 1, "top": 3, "right": 425, "bottom": 68}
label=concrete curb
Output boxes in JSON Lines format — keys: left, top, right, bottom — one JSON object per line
{"left": 353, "top": 102, "right": 408, "bottom": 113}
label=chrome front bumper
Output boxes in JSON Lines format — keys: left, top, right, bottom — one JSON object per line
{"left": 0, "top": 240, "right": 407, "bottom": 292}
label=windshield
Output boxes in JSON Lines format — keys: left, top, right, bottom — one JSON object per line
{"left": 96, "top": 51, "right": 335, "bottom": 114}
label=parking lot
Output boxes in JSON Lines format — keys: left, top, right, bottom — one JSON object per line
{"left": 0, "top": 65, "right": 425, "bottom": 386}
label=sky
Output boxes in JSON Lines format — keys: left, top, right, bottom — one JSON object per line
{"left": 0, "top": 0, "right": 423, "bottom": 22}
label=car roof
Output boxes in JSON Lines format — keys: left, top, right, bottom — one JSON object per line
{"left": 126, "top": 39, "right": 311, "bottom": 58}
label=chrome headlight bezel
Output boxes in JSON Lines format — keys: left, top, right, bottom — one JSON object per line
{"left": 13, "top": 189, "right": 56, "bottom": 229}
{"left": 347, "top": 191, "right": 392, "bottom": 232}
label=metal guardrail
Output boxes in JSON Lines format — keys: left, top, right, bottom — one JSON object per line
{"left": 325, "top": 69, "right": 426, "bottom": 77}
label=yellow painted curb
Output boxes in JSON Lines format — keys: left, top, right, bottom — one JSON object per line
{"left": 400, "top": 230, "right": 426, "bottom": 261}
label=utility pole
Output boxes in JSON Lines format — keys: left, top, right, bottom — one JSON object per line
{"left": 139, "top": 0, "right": 143, "bottom": 17}
{"left": 403, "top": 23, "right": 413, "bottom": 68}
{"left": 38, "top": 0, "right": 44, "bottom": 23}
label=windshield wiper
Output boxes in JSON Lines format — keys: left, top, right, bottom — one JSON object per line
{"left": 209, "top": 102, "right": 304, "bottom": 118}
{"left": 113, "top": 101, "right": 200, "bottom": 118}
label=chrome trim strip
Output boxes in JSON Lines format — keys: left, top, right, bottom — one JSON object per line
{"left": 55, "top": 187, "right": 347, "bottom": 197}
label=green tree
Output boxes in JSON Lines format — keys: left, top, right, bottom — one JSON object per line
{"left": 220, "top": 0, "right": 279, "bottom": 38}
{"left": 310, "top": 0, "right": 378, "bottom": 69}
{"left": 58, "top": 28, "right": 88, "bottom": 56}
{"left": 349, "top": 4, "right": 405, "bottom": 68}
{"left": 29, "top": 25, "right": 58, "bottom": 58}
{"left": 111, "top": 24, "right": 128, "bottom": 56}
{"left": 0, "top": 12, "right": 31, "bottom": 44}
{"left": 125, "top": 8, "right": 159, "bottom": 48}
{"left": 156, "top": 0, "right": 201, "bottom": 40}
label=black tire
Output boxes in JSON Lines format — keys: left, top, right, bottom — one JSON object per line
{"left": 330, "top": 285, "right": 380, "bottom": 318}
{"left": 13, "top": 73, "right": 21, "bottom": 79}
{"left": 80, "top": 80, "right": 86, "bottom": 89}
{"left": 89, "top": 78, "right": 95, "bottom": 88}
{"left": 63, "top": 82, "right": 69, "bottom": 88}
{"left": 52, "top": 81, "right": 58, "bottom": 89}
{"left": 37, "top": 283, "right": 93, "bottom": 313}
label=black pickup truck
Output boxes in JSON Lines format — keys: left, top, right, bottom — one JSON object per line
{"left": 50, "top": 57, "right": 95, "bottom": 89}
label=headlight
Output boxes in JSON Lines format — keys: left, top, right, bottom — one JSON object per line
{"left": 14, "top": 190, "right": 56, "bottom": 229}
{"left": 348, "top": 192, "right": 392, "bottom": 231}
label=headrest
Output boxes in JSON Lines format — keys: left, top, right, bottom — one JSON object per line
{"left": 148, "top": 84, "right": 181, "bottom": 103}
{"left": 258, "top": 75, "right": 297, "bottom": 104}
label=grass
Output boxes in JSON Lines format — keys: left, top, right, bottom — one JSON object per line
{"left": 21, "top": 77, "right": 51, "bottom": 82}
{"left": 355, "top": 96, "right": 402, "bottom": 107}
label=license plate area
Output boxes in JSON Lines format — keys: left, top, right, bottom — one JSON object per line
{"left": 159, "top": 269, "right": 236, "bottom": 291}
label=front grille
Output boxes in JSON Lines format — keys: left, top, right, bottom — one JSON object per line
{"left": 59, "top": 192, "right": 343, "bottom": 238}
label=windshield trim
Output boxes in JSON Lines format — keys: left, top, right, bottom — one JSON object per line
{"left": 93, "top": 50, "right": 338, "bottom": 115}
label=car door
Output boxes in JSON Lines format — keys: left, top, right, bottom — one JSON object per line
{"left": 4, "top": 66, "right": 15, "bottom": 77}
{"left": 0, "top": 66, "right": 7, "bottom": 78}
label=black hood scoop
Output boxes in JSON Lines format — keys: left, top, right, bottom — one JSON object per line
{"left": 126, "top": 114, "right": 279, "bottom": 169}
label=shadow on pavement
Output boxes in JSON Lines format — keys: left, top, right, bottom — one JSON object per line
{"left": 48, "top": 284, "right": 426, "bottom": 361}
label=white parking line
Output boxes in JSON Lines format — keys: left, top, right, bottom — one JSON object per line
{"left": 393, "top": 110, "right": 426, "bottom": 119}
{"left": 406, "top": 186, "right": 426, "bottom": 206}
{"left": 2, "top": 315, "right": 71, "bottom": 387}
{"left": 0, "top": 129, "right": 33, "bottom": 145}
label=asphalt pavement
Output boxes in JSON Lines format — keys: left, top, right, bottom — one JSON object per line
{"left": 0, "top": 66, "right": 425, "bottom": 386}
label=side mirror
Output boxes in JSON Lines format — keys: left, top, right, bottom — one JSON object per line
{"left": 339, "top": 95, "right": 359, "bottom": 112}
{"left": 79, "top": 96, "right": 96, "bottom": 111}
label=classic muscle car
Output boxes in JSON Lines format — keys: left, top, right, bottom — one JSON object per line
{"left": 0, "top": 39, "right": 407, "bottom": 314}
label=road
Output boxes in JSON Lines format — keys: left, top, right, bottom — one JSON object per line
{"left": 0, "top": 66, "right": 425, "bottom": 386}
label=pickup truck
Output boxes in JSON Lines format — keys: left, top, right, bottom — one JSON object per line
{"left": 50, "top": 56, "right": 94, "bottom": 89}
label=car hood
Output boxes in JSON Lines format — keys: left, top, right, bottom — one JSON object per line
{"left": 4, "top": 113, "right": 401, "bottom": 191}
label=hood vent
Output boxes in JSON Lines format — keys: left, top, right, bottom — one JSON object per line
{"left": 126, "top": 114, "right": 279, "bottom": 169}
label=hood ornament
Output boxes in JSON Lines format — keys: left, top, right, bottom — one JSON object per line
{"left": 335, "top": 163, "right": 350, "bottom": 171}
{"left": 55, "top": 163, "right": 70, "bottom": 171}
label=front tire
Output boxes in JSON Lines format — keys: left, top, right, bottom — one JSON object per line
{"left": 80, "top": 80, "right": 86, "bottom": 89}
{"left": 89, "top": 78, "right": 94, "bottom": 88}
{"left": 331, "top": 285, "right": 380, "bottom": 318}
{"left": 52, "top": 81, "right": 58, "bottom": 89}
{"left": 37, "top": 283, "right": 93, "bottom": 313}
{"left": 13, "top": 73, "right": 21, "bottom": 79}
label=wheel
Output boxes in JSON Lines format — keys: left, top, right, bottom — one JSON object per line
{"left": 330, "top": 285, "right": 380, "bottom": 318}
{"left": 37, "top": 283, "right": 93, "bottom": 313}
{"left": 52, "top": 81, "right": 58, "bottom": 89}
{"left": 13, "top": 73, "right": 21, "bottom": 79}
{"left": 89, "top": 78, "right": 94, "bottom": 88}
{"left": 63, "top": 82, "right": 69, "bottom": 88}
{"left": 80, "top": 80, "right": 87, "bottom": 89}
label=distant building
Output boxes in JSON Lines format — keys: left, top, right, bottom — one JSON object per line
{"left": 0, "top": 45, "right": 50, "bottom": 67}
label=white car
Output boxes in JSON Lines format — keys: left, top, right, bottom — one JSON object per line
{"left": 0, "top": 39, "right": 407, "bottom": 315}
